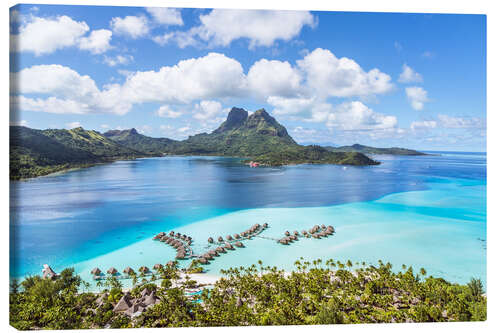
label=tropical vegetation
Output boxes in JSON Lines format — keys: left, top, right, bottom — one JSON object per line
{"left": 9, "top": 258, "right": 486, "bottom": 329}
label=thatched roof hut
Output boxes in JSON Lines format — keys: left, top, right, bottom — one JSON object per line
{"left": 285, "top": 231, "right": 290, "bottom": 236}
{"left": 215, "top": 246, "right": 226, "bottom": 253}
{"left": 321, "top": 224, "right": 326, "bottom": 229}
{"left": 240, "top": 232, "right": 246, "bottom": 237}
{"left": 279, "top": 238, "right": 288, "bottom": 245}
{"left": 208, "top": 237, "right": 214, "bottom": 243}
{"left": 187, "top": 236, "right": 192, "bottom": 241}
{"left": 166, "top": 261, "right": 175, "bottom": 267}
{"left": 158, "top": 232, "right": 166, "bottom": 237}
{"left": 42, "top": 264, "right": 57, "bottom": 279}
{"left": 91, "top": 267, "right": 101, "bottom": 275}
{"left": 161, "top": 236, "right": 168, "bottom": 242}
{"left": 203, "top": 253, "right": 213, "bottom": 260}
{"left": 199, "top": 258, "right": 208, "bottom": 265}
{"left": 153, "top": 234, "right": 161, "bottom": 240}
{"left": 187, "top": 240, "right": 192, "bottom": 245}
{"left": 235, "top": 241, "right": 244, "bottom": 248}
{"left": 224, "top": 242, "right": 234, "bottom": 250}
{"left": 153, "top": 264, "right": 163, "bottom": 271}
{"left": 176, "top": 252, "right": 185, "bottom": 260}
{"left": 263, "top": 223, "right": 268, "bottom": 228}
{"left": 302, "top": 230, "right": 308, "bottom": 236}
{"left": 139, "top": 266, "right": 150, "bottom": 273}
{"left": 226, "top": 235, "right": 233, "bottom": 241}
{"left": 107, "top": 267, "right": 118, "bottom": 275}
{"left": 169, "top": 231, "right": 175, "bottom": 236}
{"left": 175, "top": 232, "right": 181, "bottom": 238}
{"left": 312, "top": 234, "right": 319, "bottom": 239}
{"left": 123, "top": 267, "right": 134, "bottom": 275}
{"left": 234, "top": 233, "right": 240, "bottom": 239}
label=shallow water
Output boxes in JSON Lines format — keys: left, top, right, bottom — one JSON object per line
{"left": 10, "top": 152, "right": 486, "bottom": 290}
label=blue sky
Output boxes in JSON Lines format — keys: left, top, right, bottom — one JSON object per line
{"left": 9, "top": 4, "right": 486, "bottom": 151}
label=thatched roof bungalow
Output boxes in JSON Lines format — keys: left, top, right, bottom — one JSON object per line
{"left": 91, "top": 267, "right": 101, "bottom": 275}
{"left": 107, "top": 267, "right": 118, "bottom": 275}
{"left": 139, "top": 266, "right": 150, "bottom": 273}
{"left": 235, "top": 241, "right": 244, "bottom": 248}
{"left": 208, "top": 237, "right": 214, "bottom": 243}
{"left": 226, "top": 235, "right": 233, "bottom": 241}
{"left": 123, "top": 267, "right": 134, "bottom": 275}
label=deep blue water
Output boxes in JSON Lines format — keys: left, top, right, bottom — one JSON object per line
{"left": 10, "top": 152, "right": 486, "bottom": 278}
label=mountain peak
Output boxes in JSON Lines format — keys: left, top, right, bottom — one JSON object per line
{"left": 129, "top": 128, "right": 138, "bottom": 135}
{"left": 213, "top": 107, "right": 248, "bottom": 133}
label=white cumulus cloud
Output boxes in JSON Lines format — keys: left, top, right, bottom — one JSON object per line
{"left": 11, "top": 15, "right": 89, "bottom": 55}
{"left": 410, "top": 120, "right": 437, "bottom": 131}
{"left": 110, "top": 15, "right": 149, "bottom": 39}
{"left": 78, "top": 29, "right": 112, "bottom": 54}
{"left": 398, "top": 64, "right": 423, "bottom": 83}
{"left": 193, "top": 100, "right": 223, "bottom": 121}
{"left": 103, "top": 54, "right": 134, "bottom": 67}
{"left": 405, "top": 86, "right": 429, "bottom": 110}
{"left": 248, "top": 59, "right": 302, "bottom": 98}
{"left": 297, "top": 48, "right": 394, "bottom": 98}
{"left": 146, "top": 7, "right": 183, "bottom": 26}
{"left": 156, "top": 105, "right": 182, "bottom": 118}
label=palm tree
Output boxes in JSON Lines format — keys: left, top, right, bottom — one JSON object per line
{"left": 467, "top": 278, "right": 484, "bottom": 298}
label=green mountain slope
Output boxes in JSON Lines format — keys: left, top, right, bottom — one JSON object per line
{"left": 103, "top": 128, "right": 178, "bottom": 154}
{"left": 252, "top": 145, "right": 380, "bottom": 166}
{"left": 10, "top": 126, "right": 144, "bottom": 180}
{"left": 170, "top": 107, "right": 299, "bottom": 156}
{"left": 325, "top": 143, "right": 426, "bottom": 156}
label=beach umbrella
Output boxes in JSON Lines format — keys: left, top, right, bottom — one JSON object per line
{"left": 123, "top": 267, "right": 134, "bottom": 275}
{"left": 91, "top": 267, "right": 101, "bottom": 275}
{"left": 107, "top": 267, "right": 118, "bottom": 275}
{"left": 208, "top": 237, "right": 214, "bottom": 243}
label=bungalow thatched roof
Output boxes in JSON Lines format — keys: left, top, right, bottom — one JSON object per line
{"left": 218, "top": 236, "right": 224, "bottom": 242}
{"left": 123, "top": 267, "right": 135, "bottom": 275}
{"left": 153, "top": 264, "right": 163, "bottom": 270}
{"left": 226, "top": 235, "right": 233, "bottom": 241}
{"left": 91, "top": 267, "right": 101, "bottom": 275}
{"left": 208, "top": 237, "right": 214, "bottom": 243}
{"left": 199, "top": 258, "right": 208, "bottom": 264}
{"left": 285, "top": 231, "right": 290, "bottom": 236}
{"left": 224, "top": 242, "right": 233, "bottom": 249}
{"left": 294, "top": 231, "right": 299, "bottom": 236}
{"left": 234, "top": 234, "right": 240, "bottom": 239}
{"left": 139, "top": 266, "right": 149, "bottom": 273}
{"left": 107, "top": 267, "right": 118, "bottom": 275}
{"left": 42, "top": 264, "right": 57, "bottom": 279}
{"left": 263, "top": 223, "right": 268, "bottom": 228}
{"left": 235, "top": 241, "right": 244, "bottom": 248}
{"left": 169, "top": 231, "right": 175, "bottom": 236}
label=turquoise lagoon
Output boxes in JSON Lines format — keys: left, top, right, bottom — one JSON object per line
{"left": 10, "top": 152, "right": 486, "bottom": 290}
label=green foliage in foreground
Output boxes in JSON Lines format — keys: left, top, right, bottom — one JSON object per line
{"left": 10, "top": 259, "right": 486, "bottom": 330}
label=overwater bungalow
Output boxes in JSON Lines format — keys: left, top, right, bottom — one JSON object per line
{"left": 123, "top": 267, "right": 135, "bottom": 275}
{"left": 175, "top": 233, "right": 181, "bottom": 238}
{"left": 166, "top": 261, "right": 175, "bottom": 267}
{"left": 285, "top": 231, "right": 290, "bottom": 236}
{"left": 279, "top": 238, "right": 288, "bottom": 245}
{"left": 91, "top": 267, "right": 101, "bottom": 276}
{"left": 226, "top": 235, "right": 233, "bottom": 241}
{"left": 107, "top": 267, "right": 118, "bottom": 275}
{"left": 209, "top": 250, "right": 218, "bottom": 257}
{"left": 203, "top": 253, "right": 213, "bottom": 260}
{"left": 235, "top": 241, "right": 244, "bottom": 248}
{"left": 42, "top": 264, "right": 57, "bottom": 280}
{"left": 199, "top": 258, "right": 208, "bottom": 265}
{"left": 321, "top": 224, "right": 326, "bottom": 229}
{"left": 224, "top": 242, "right": 234, "bottom": 250}
{"left": 208, "top": 237, "right": 214, "bottom": 243}
{"left": 215, "top": 246, "right": 226, "bottom": 253}
{"left": 263, "top": 223, "right": 268, "bottom": 228}
{"left": 218, "top": 236, "right": 224, "bottom": 242}
{"left": 139, "top": 266, "right": 150, "bottom": 274}
{"left": 176, "top": 252, "right": 186, "bottom": 260}
{"left": 312, "top": 234, "right": 319, "bottom": 239}
{"left": 302, "top": 230, "right": 308, "bottom": 236}
{"left": 294, "top": 231, "right": 299, "bottom": 236}
{"left": 234, "top": 234, "right": 240, "bottom": 239}
{"left": 169, "top": 231, "right": 175, "bottom": 236}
